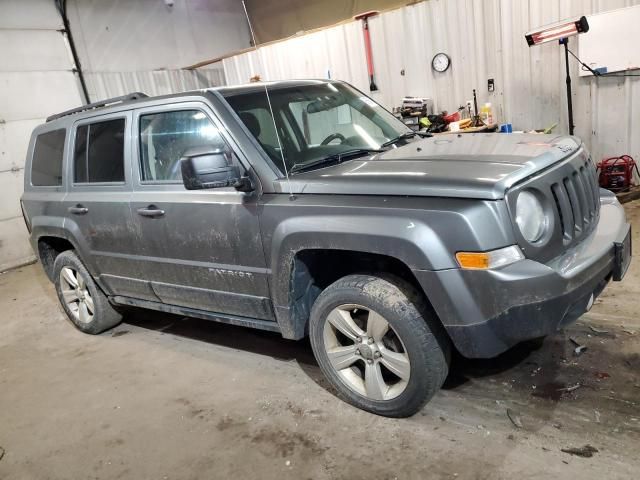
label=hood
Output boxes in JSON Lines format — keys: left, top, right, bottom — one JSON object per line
{"left": 275, "top": 133, "right": 583, "bottom": 200}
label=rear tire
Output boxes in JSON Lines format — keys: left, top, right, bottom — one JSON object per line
{"left": 53, "top": 250, "right": 122, "bottom": 334}
{"left": 309, "top": 274, "right": 450, "bottom": 417}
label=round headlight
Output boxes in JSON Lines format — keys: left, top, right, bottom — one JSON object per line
{"left": 515, "top": 190, "right": 547, "bottom": 243}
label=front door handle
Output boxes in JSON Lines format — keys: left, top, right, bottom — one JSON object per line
{"left": 68, "top": 205, "right": 88, "bottom": 215}
{"left": 137, "top": 206, "right": 165, "bottom": 218}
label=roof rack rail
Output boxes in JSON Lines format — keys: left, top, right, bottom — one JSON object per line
{"left": 46, "top": 92, "right": 149, "bottom": 122}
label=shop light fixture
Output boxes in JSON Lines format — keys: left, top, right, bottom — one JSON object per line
{"left": 525, "top": 15, "right": 590, "bottom": 136}
{"left": 525, "top": 16, "right": 589, "bottom": 46}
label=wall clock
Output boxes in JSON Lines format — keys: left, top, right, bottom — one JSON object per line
{"left": 431, "top": 52, "right": 451, "bottom": 72}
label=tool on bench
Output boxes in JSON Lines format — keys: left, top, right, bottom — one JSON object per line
{"left": 470, "top": 89, "right": 486, "bottom": 128}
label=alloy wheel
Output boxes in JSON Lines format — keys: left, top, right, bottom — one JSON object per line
{"left": 59, "top": 267, "right": 95, "bottom": 324}
{"left": 323, "top": 304, "right": 411, "bottom": 400}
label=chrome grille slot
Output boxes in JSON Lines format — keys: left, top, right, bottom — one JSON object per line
{"left": 573, "top": 170, "right": 590, "bottom": 225}
{"left": 551, "top": 182, "right": 573, "bottom": 243}
{"left": 585, "top": 162, "right": 600, "bottom": 213}
{"left": 573, "top": 170, "right": 589, "bottom": 228}
{"left": 578, "top": 166, "right": 596, "bottom": 221}
{"left": 563, "top": 176, "right": 583, "bottom": 235}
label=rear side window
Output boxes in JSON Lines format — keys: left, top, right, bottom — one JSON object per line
{"left": 31, "top": 129, "right": 66, "bottom": 186}
{"left": 74, "top": 118, "right": 125, "bottom": 183}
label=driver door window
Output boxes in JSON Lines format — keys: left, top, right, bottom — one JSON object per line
{"left": 139, "top": 110, "right": 228, "bottom": 182}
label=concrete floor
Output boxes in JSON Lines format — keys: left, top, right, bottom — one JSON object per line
{"left": 1, "top": 201, "right": 639, "bottom": 480}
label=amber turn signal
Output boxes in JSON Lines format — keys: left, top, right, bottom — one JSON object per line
{"left": 456, "top": 246, "right": 525, "bottom": 270}
{"left": 456, "top": 252, "right": 490, "bottom": 269}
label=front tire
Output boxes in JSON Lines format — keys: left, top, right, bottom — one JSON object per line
{"left": 53, "top": 250, "right": 122, "bottom": 334}
{"left": 309, "top": 275, "right": 450, "bottom": 417}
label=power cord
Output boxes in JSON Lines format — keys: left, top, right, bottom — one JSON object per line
{"left": 567, "top": 48, "right": 640, "bottom": 77}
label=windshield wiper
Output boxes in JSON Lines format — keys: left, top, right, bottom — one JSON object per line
{"left": 290, "top": 148, "right": 382, "bottom": 174}
{"left": 380, "top": 131, "right": 431, "bottom": 148}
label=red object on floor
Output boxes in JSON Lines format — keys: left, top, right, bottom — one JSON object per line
{"left": 596, "top": 155, "right": 639, "bottom": 192}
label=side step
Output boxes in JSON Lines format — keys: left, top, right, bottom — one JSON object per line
{"left": 110, "top": 296, "right": 282, "bottom": 334}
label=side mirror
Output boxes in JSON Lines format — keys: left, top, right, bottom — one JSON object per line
{"left": 180, "top": 145, "right": 252, "bottom": 191}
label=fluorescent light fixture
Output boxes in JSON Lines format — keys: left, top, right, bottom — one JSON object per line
{"left": 525, "top": 16, "right": 589, "bottom": 46}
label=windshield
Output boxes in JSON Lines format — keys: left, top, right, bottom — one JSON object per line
{"left": 223, "top": 82, "right": 412, "bottom": 175}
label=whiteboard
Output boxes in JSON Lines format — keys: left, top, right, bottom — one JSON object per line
{"left": 578, "top": 5, "right": 640, "bottom": 76}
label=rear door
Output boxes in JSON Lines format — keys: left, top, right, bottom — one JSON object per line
{"left": 62, "top": 112, "right": 144, "bottom": 298}
{"left": 128, "top": 101, "right": 273, "bottom": 320}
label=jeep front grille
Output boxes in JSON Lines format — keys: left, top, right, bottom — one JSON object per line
{"left": 506, "top": 150, "right": 602, "bottom": 263}
{"left": 550, "top": 157, "right": 600, "bottom": 245}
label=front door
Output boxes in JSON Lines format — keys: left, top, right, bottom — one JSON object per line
{"left": 128, "top": 102, "right": 273, "bottom": 320}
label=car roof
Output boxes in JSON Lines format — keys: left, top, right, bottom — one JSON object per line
{"left": 43, "top": 79, "right": 338, "bottom": 126}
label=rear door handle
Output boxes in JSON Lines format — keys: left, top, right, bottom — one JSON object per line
{"left": 68, "top": 205, "right": 88, "bottom": 215}
{"left": 137, "top": 206, "right": 165, "bottom": 218}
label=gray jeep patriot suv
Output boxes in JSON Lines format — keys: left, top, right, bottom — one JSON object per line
{"left": 21, "top": 80, "right": 631, "bottom": 417}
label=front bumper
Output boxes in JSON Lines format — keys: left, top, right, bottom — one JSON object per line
{"left": 414, "top": 198, "right": 630, "bottom": 358}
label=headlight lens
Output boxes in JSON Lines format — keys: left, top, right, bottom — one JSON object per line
{"left": 515, "top": 190, "right": 547, "bottom": 243}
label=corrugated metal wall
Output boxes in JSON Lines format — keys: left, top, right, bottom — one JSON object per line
{"left": 222, "top": 0, "right": 640, "bottom": 168}
{"left": 84, "top": 67, "right": 226, "bottom": 101}
{"left": 67, "top": 0, "right": 245, "bottom": 101}
{"left": 0, "top": 0, "right": 84, "bottom": 271}
{"left": 67, "top": 0, "right": 249, "bottom": 72}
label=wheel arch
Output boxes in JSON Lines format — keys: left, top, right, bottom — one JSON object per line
{"left": 267, "top": 215, "right": 453, "bottom": 340}
{"left": 275, "top": 247, "right": 441, "bottom": 340}
{"left": 37, "top": 235, "right": 75, "bottom": 281}
{"left": 31, "top": 216, "right": 96, "bottom": 281}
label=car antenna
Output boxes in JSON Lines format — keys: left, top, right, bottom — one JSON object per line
{"left": 241, "top": 0, "right": 295, "bottom": 200}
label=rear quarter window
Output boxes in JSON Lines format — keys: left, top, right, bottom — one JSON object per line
{"left": 31, "top": 129, "right": 66, "bottom": 186}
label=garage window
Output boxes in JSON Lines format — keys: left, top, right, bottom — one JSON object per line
{"left": 74, "top": 118, "right": 126, "bottom": 183}
{"left": 31, "top": 129, "right": 66, "bottom": 186}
